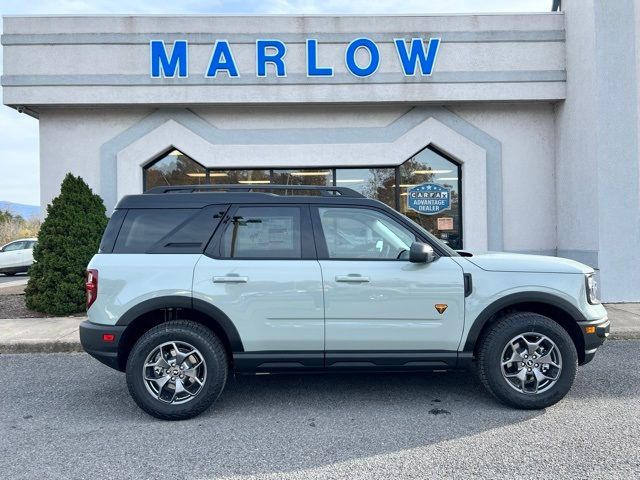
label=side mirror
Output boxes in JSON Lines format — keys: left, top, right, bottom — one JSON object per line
{"left": 409, "top": 242, "right": 435, "bottom": 263}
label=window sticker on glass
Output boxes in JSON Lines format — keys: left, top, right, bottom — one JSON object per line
{"left": 266, "top": 217, "right": 294, "bottom": 249}
{"left": 437, "top": 217, "right": 454, "bottom": 231}
{"left": 222, "top": 207, "right": 301, "bottom": 258}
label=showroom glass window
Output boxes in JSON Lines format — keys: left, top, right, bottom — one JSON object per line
{"left": 399, "top": 147, "right": 462, "bottom": 250}
{"left": 143, "top": 150, "right": 207, "bottom": 191}
{"left": 335, "top": 168, "right": 396, "bottom": 208}
{"left": 141, "top": 145, "right": 461, "bottom": 248}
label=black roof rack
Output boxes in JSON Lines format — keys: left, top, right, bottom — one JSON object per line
{"left": 144, "top": 184, "right": 365, "bottom": 198}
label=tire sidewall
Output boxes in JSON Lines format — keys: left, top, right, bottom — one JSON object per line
{"left": 480, "top": 314, "right": 578, "bottom": 409}
{"left": 126, "top": 322, "right": 227, "bottom": 420}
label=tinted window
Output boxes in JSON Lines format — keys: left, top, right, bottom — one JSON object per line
{"left": 220, "top": 206, "right": 302, "bottom": 259}
{"left": 318, "top": 207, "right": 415, "bottom": 260}
{"left": 114, "top": 209, "right": 197, "bottom": 253}
{"left": 152, "top": 206, "right": 228, "bottom": 254}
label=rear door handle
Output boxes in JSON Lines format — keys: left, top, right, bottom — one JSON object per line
{"left": 335, "top": 275, "right": 370, "bottom": 283}
{"left": 213, "top": 275, "right": 249, "bottom": 283}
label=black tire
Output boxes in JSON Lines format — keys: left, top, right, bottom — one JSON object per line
{"left": 477, "top": 312, "right": 578, "bottom": 409}
{"left": 126, "top": 320, "right": 228, "bottom": 420}
{"left": 2, "top": 272, "right": 16, "bottom": 276}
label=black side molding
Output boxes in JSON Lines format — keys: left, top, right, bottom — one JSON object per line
{"left": 233, "top": 350, "right": 461, "bottom": 372}
{"left": 233, "top": 351, "right": 324, "bottom": 372}
{"left": 325, "top": 351, "right": 457, "bottom": 369}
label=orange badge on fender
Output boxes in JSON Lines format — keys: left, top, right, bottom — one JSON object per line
{"left": 435, "top": 304, "right": 448, "bottom": 314}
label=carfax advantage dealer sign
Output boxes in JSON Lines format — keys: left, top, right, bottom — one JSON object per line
{"left": 407, "top": 183, "right": 451, "bottom": 215}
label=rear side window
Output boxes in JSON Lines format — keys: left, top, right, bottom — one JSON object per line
{"left": 219, "top": 206, "right": 302, "bottom": 259}
{"left": 113, "top": 206, "right": 227, "bottom": 254}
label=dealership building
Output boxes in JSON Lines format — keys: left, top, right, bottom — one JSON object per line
{"left": 2, "top": 0, "right": 639, "bottom": 302}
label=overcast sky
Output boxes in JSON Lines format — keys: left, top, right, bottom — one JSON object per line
{"left": 0, "top": 0, "right": 552, "bottom": 206}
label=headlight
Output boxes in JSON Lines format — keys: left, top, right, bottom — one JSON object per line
{"left": 585, "top": 273, "right": 600, "bottom": 304}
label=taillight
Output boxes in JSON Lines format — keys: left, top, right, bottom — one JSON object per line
{"left": 86, "top": 269, "right": 98, "bottom": 309}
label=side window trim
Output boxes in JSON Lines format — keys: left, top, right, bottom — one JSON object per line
{"left": 311, "top": 204, "right": 431, "bottom": 261}
{"left": 205, "top": 204, "right": 316, "bottom": 260}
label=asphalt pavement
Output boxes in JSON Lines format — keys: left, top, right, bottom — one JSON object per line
{"left": 1, "top": 341, "right": 638, "bottom": 480}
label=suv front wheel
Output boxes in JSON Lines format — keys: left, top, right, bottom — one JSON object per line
{"left": 477, "top": 312, "right": 578, "bottom": 409}
{"left": 126, "top": 320, "right": 228, "bottom": 420}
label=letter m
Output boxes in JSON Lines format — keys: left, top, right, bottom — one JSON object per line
{"left": 394, "top": 38, "right": 441, "bottom": 76}
{"left": 150, "top": 40, "right": 188, "bottom": 78}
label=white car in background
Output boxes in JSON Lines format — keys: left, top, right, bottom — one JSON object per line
{"left": 0, "top": 238, "right": 38, "bottom": 276}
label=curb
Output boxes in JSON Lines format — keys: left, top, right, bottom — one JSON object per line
{"left": 0, "top": 279, "right": 29, "bottom": 289}
{"left": 609, "top": 332, "right": 640, "bottom": 341}
{"left": 0, "top": 341, "right": 84, "bottom": 354}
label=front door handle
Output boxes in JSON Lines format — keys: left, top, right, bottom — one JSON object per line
{"left": 335, "top": 274, "right": 370, "bottom": 283}
{"left": 213, "top": 275, "right": 249, "bottom": 283}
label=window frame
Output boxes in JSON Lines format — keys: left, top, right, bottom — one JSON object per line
{"left": 205, "top": 204, "right": 316, "bottom": 260}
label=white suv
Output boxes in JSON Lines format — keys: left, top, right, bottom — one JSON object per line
{"left": 0, "top": 238, "right": 37, "bottom": 276}
{"left": 80, "top": 185, "right": 609, "bottom": 420}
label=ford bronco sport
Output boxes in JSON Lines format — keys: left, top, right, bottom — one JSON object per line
{"left": 80, "top": 185, "right": 609, "bottom": 420}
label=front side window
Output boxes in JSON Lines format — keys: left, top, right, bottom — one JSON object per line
{"left": 3, "top": 241, "right": 26, "bottom": 252}
{"left": 220, "top": 206, "right": 302, "bottom": 259}
{"left": 318, "top": 207, "right": 415, "bottom": 260}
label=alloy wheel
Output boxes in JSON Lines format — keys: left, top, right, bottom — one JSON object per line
{"left": 142, "top": 341, "right": 207, "bottom": 404}
{"left": 500, "top": 332, "right": 562, "bottom": 394}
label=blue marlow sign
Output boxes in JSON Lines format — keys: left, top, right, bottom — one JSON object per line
{"left": 149, "top": 37, "right": 440, "bottom": 79}
{"left": 407, "top": 183, "right": 451, "bottom": 215}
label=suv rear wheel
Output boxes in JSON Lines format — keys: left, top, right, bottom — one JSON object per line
{"left": 477, "top": 312, "right": 578, "bottom": 409}
{"left": 126, "top": 320, "right": 228, "bottom": 420}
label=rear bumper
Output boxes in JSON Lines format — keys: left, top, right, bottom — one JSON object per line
{"left": 577, "top": 316, "right": 610, "bottom": 365}
{"left": 79, "top": 321, "right": 126, "bottom": 371}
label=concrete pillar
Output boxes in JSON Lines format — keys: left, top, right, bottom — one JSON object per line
{"left": 558, "top": 0, "right": 640, "bottom": 302}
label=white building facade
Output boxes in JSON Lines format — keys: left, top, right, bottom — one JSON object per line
{"left": 2, "top": 0, "right": 639, "bottom": 302}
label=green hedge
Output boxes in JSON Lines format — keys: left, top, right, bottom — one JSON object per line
{"left": 25, "top": 174, "right": 108, "bottom": 315}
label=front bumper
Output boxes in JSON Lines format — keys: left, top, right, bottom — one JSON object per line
{"left": 79, "top": 321, "right": 126, "bottom": 371}
{"left": 577, "top": 316, "right": 610, "bottom": 365}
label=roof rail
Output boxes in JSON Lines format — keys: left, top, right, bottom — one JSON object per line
{"left": 144, "top": 184, "right": 365, "bottom": 198}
